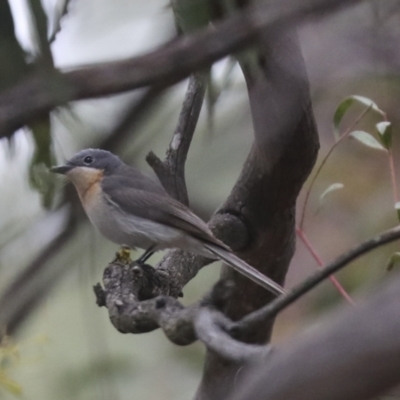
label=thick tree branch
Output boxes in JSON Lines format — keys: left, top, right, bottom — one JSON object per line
{"left": 231, "top": 274, "right": 400, "bottom": 400}
{"left": 194, "top": 309, "right": 272, "bottom": 363}
{"left": 195, "top": 21, "right": 319, "bottom": 398}
{"left": 0, "top": 0, "right": 365, "bottom": 138}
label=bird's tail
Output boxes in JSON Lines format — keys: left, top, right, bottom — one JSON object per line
{"left": 204, "top": 244, "right": 285, "bottom": 296}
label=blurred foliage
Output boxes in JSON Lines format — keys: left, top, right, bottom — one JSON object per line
{"left": 1, "top": 0, "right": 400, "bottom": 399}
{"left": 0, "top": 338, "right": 22, "bottom": 396}
{"left": 0, "top": 0, "right": 30, "bottom": 92}
{"left": 29, "top": 117, "right": 56, "bottom": 209}
{"left": 0, "top": 334, "right": 48, "bottom": 397}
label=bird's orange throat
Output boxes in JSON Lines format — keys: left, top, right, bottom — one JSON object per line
{"left": 66, "top": 167, "right": 104, "bottom": 204}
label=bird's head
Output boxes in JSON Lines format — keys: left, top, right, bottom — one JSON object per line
{"left": 51, "top": 148, "right": 122, "bottom": 187}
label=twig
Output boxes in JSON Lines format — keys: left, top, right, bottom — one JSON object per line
{"left": 388, "top": 149, "right": 398, "bottom": 204}
{"left": 146, "top": 73, "right": 207, "bottom": 204}
{"left": 48, "top": 0, "right": 73, "bottom": 44}
{"left": 232, "top": 224, "right": 400, "bottom": 334}
{"left": 0, "top": 0, "right": 366, "bottom": 138}
{"left": 299, "top": 105, "right": 373, "bottom": 229}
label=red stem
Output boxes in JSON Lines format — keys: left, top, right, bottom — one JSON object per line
{"left": 388, "top": 149, "right": 398, "bottom": 205}
{"left": 296, "top": 227, "right": 355, "bottom": 305}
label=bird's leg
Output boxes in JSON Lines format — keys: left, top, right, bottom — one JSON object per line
{"left": 114, "top": 245, "right": 132, "bottom": 264}
{"left": 136, "top": 245, "right": 156, "bottom": 265}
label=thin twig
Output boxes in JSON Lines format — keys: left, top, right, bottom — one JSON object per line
{"left": 388, "top": 149, "right": 398, "bottom": 204}
{"left": 233, "top": 224, "right": 400, "bottom": 334}
{"left": 147, "top": 73, "right": 207, "bottom": 204}
{"left": 299, "top": 105, "right": 373, "bottom": 229}
{"left": 48, "top": 0, "right": 73, "bottom": 44}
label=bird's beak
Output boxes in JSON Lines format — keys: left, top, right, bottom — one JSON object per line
{"left": 50, "top": 164, "right": 73, "bottom": 175}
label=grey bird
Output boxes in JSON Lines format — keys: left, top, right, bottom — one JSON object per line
{"left": 51, "top": 149, "right": 285, "bottom": 296}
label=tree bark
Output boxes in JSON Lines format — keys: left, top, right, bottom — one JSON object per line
{"left": 195, "top": 27, "right": 319, "bottom": 400}
{"left": 231, "top": 275, "right": 400, "bottom": 400}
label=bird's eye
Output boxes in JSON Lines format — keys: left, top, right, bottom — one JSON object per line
{"left": 84, "top": 156, "right": 93, "bottom": 165}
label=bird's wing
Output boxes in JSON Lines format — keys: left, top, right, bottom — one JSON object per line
{"left": 109, "top": 166, "right": 167, "bottom": 195}
{"left": 101, "top": 181, "right": 228, "bottom": 249}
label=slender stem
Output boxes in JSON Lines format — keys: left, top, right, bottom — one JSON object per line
{"left": 296, "top": 227, "right": 355, "bottom": 305}
{"left": 299, "top": 106, "right": 373, "bottom": 229}
{"left": 234, "top": 224, "right": 400, "bottom": 332}
{"left": 388, "top": 149, "right": 398, "bottom": 205}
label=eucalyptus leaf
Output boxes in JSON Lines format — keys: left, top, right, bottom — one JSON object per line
{"left": 333, "top": 95, "right": 384, "bottom": 140}
{"left": 395, "top": 202, "right": 400, "bottom": 222}
{"left": 350, "top": 95, "right": 382, "bottom": 112}
{"left": 49, "top": 0, "right": 72, "bottom": 44}
{"left": 320, "top": 183, "right": 344, "bottom": 202}
{"left": 376, "top": 121, "right": 392, "bottom": 150}
{"left": 386, "top": 252, "right": 400, "bottom": 271}
{"left": 350, "top": 131, "right": 386, "bottom": 151}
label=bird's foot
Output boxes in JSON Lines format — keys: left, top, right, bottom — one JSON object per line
{"left": 114, "top": 245, "right": 132, "bottom": 264}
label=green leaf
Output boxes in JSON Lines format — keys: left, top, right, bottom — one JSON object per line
{"left": 350, "top": 95, "right": 382, "bottom": 111}
{"left": 350, "top": 131, "right": 386, "bottom": 151}
{"left": 171, "top": 0, "right": 214, "bottom": 33}
{"left": 395, "top": 202, "right": 400, "bottom": 222}
{"left": 0, "top": 372, "right": 23, "bottom": 395}
{"left": 333, "top": 95, "right": 384, "bottom": 140}
{"left": 386, "top": 252, "right": 400, "bottom": 271}
{"left": 29, "top": 117, "right": 56, "bottom": 209}
{"left": 376, "top": 121, "right": 392, "bottom": 150}
{"left": 320, "top": 183, "right": 344, "bottom": 202}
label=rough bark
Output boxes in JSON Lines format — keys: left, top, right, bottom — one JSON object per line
{"left": 195, "top": 27, "right": 319, "bottom": 400}
{"left": 231, "top": 274, "right": 400, "bottom": 400}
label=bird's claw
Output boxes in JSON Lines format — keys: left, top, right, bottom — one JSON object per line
{"left": 114, "top": 245, "right": 132, "bottom": 264}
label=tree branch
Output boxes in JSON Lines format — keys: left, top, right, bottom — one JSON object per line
{"left": 0, "top": 0, "right": 365, "bottom": 139}
{"left": 194, "top": 308, "right": 272, "bottom": 363}
{"left": 231, "top": 274, "right": 400, "bottom": 400}
{"left": 232, "top": 224, "right": 400, "bottom": 336}
{"left": 146, "top": 73, "right": 207, "bottom": 204}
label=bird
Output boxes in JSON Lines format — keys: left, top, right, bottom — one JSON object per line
{"left": 51, "top": 149, "right": 285, "bottom": 296}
